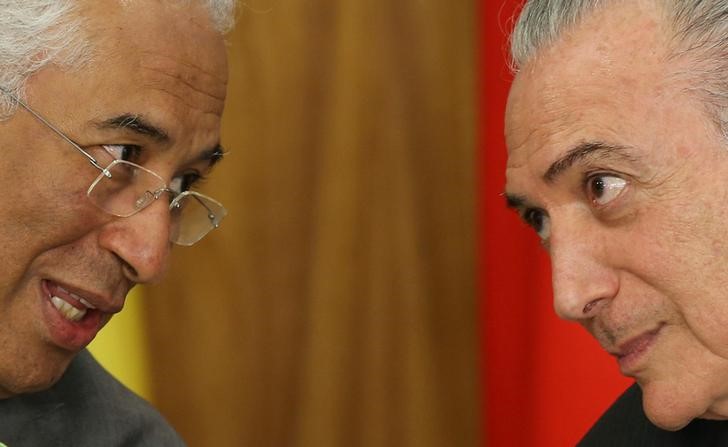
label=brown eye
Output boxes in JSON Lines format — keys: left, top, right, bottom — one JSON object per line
{"left": 587, "top": 174, "right": 627, "bottom": 206}
{"left": 101, "top": 144, "right": 141, "bottom": 162}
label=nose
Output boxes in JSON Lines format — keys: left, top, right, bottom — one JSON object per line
{"left": 97, "top": 197, "right": 172, "bottom": 284}
{"left": 549, "top": 220, "right": 619, "bottom": 321}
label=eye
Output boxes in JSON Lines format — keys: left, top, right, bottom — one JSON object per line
{"left": 169, "top": 172, "right": 203, "bottom": 194}
{"left": 101, "top": 144, "right": 142, "bottom": 162}
{"left": 524, "top": 208, "right": 551, "bottom": 240}
{"left": 586, "top": 174, "right": 627, "bottom": 206}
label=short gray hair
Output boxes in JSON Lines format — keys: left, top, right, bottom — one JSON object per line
{"left": 510, "top": 0, "right": 603, "bottom": 70}
{"left": 510, "top": 0, "right": 728, "bottom": 135}
{"left": 0, "top": 0, "right": 237, "bottom": 117}
{"left": 201, "top": 0, "right": 238, "bottom": 34}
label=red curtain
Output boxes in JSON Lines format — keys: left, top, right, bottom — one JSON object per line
{"left": 479, "top": 1, "right": 632, "bottom": 445}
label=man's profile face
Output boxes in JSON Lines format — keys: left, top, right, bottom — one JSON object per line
{"left": 0, "top": 0, "right": 227, "bottom": 397}
{"left": 505, "top": 1, "right": 728, "bottom": 430}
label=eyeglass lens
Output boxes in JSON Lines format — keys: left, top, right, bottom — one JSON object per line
{"left": 87, "top": 160, "right": 226, "bottom": 245}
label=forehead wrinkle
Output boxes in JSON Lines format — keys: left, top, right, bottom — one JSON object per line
{"left": 506, "top": 86, "right": 579, "bottom": 168}
{"left": 142, "top": 84, "right": 223, "bottom": 118}
{"left": 139, "top": 53, "right": 227, "bottom": 97}
{"left": 139, "top": 56, "right": 226, "bottom": 115}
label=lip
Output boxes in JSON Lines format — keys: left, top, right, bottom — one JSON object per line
{"left": 613, "top": 324, "right": 664, "bottom": 375}
{"left": 44, "top": 279, "right": 121, "bottom": 314}
{"left": 39, "top": 279, "right": 116, "bottom": 352}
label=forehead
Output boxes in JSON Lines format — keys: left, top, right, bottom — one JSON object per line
{"left": 82, "top": 0, "right": 227, "bottom": 109}
{"left": 22, "top": 0, "right": 230, "bottom": 165}
{"left": 505, "top": 2, "right": 673, "bottom": 178}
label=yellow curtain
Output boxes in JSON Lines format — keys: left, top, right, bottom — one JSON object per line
{"left": 87, "top": 289, "right": 152, "bottom": 400}
{"left": 144, "top": 1, "right": 478, "bottom": 445}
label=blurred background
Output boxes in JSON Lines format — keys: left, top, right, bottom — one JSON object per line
{"left": 92, "top": 1, "right": 478, "bottom": 446}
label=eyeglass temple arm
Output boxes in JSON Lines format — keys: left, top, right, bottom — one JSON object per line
{"left": 0, "top": 87, "right": 111, "bottom": 178}
{"left": 190, "top": 193, "right": 221, "bottom": 227}
{"left": 161, "top": 188, "right": 220, "bottom": 228}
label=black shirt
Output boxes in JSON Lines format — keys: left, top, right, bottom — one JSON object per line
{"left": 0, "top": 350, "right": 184, "bottom": 446}
{"left": 580, "top": 384, "right": 728, "bottom": 446}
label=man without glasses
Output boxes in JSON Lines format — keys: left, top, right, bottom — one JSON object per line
{"left": 0, "top": 0, "right": 234, "bottom": 444}
{"left": 505, "top": 0, "right": 728, "bottom": 443}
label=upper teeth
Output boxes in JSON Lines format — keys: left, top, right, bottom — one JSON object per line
{"left": 50, "top": 296, "right": 87, "bottom": 322}
{"left": 56, "top": 285, "right": 97, "bottom": 309}
{"left": 77, "top": 297, "right": 96, "bottom": 309}
{"left": 49, "top": 285, "right": 97, "bottom": 322}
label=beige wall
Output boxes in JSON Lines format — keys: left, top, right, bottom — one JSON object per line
{"left": 145, "top": 1, "right": 477, "bottom": 445}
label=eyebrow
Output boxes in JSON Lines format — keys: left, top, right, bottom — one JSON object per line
{"left": 543, "top": 141, "right": 638, "bottom": 183}
{"left": 504, "top": 192, "right": 527, "bottom": 210}
{"left": 504, "top": 140, "right": 639, "bottom": 211}
{"left": 94, "top": 114, "right": 169, "bottom": 142}
{"left": 201, "top": 144, "right": 226, "bottom": 167}
{"left": 95, "top": 114, "right": 225, "bottom": 168}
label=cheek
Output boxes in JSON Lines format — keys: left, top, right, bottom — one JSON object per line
{"left": 630, "top": 197, "right": 728, "bottom": 358}
{"left": 672, "top": 247, "right": 728, "bottom": 360}
{"left": 0, "top": 163, "right": 104, "bottom": 272}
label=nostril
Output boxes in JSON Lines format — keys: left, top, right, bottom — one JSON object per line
{"left": 583, "top": 298, "right": 604, "bottom": 316}
{"left": 114, "top": 253, "right": 138, "bottom": 280}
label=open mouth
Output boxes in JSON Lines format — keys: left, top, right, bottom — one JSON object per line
{"left": 39, "top": 279, "right": 109, "bottom": 352}
{"left": 43, "top": 280, "right": 98, "bottom": 323}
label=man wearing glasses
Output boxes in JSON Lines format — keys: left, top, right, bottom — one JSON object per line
{"left": 0, "top": 0, "right": 233, "bottom": 444}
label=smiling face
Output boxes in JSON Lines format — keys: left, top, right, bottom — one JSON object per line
{"left": 0, "top": 0, "right": 227, "bottom": 397}
{"left": 505, "top": 1, "right": 728, "bottom": 430}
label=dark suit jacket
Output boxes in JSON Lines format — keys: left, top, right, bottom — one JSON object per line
{"left": 580, "top": 384, "right": 728, "bottom": 446}
{"left": 0, "top": 350, "right": 185, "bottom": 446}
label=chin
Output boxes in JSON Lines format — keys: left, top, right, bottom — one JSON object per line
{"left": 0, "top": 348, "right": 74, "bottom": 398}
{"left": 643, "top": 404, "right": 694, "bottom": 431}
{"left": 640, "top": 382, "right": 708, "bottom": 431}
{"left": 1, "top": 368, "right": 65, "bottom": 398}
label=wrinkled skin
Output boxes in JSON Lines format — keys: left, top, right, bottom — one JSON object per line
{"left": 0, "top": 0, "right": 227, "bottom": 398}
{"left": 505, "top": 1, "right": 728, "bottom": 430}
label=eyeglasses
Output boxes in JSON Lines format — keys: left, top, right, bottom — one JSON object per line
{"left": 0, "top": 87, "right": 227, "bottom": 246}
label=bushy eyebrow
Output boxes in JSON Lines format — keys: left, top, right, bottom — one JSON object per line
{"left": 543, "top": 141, "right": 639, "bottom": 183}
{"left": 94, "top": 114, "right": 225, "bottom": 168}
{"left": 94, "top": 114, "right": 169, "bottom": 142}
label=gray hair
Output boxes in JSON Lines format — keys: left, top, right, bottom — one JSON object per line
{"left": 0, "top": 0, "right": 237, "bottom": 117}
{"left": 510, "top": 0, "right": 728, "bottom": 135}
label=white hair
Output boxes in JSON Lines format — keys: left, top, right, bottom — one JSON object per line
{"left": 0, "top": 0, "right": 237, "bottom": 117}
{"left": 201, "top": 0, "right": 238, "bottom": 34}
{"left": 510, "top": 0, "right": 728, "bottom": 136}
